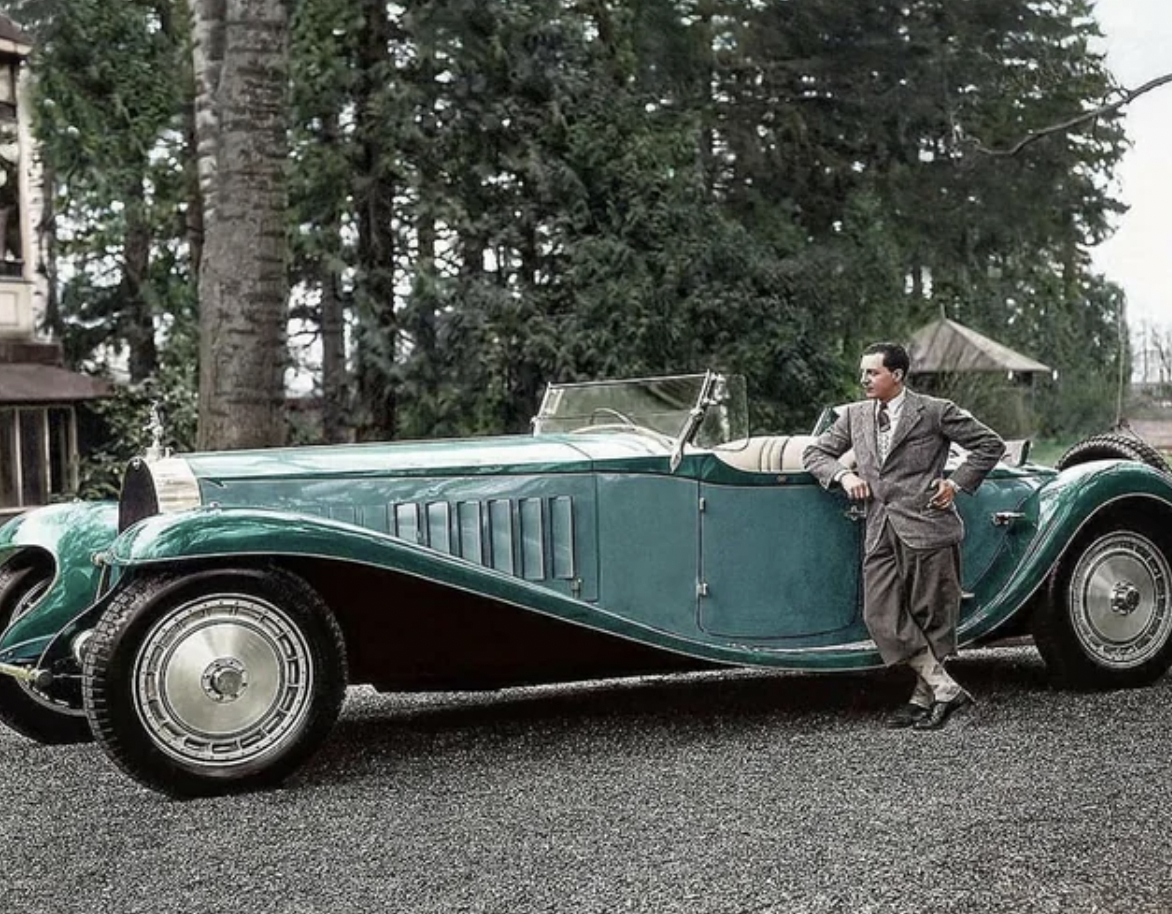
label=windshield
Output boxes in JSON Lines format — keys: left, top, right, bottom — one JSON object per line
{"left": 532, "top": 372, "right": 747, "bottom": 448}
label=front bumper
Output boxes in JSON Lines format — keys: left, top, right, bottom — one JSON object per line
{"left": 0, "top": 661, "right": 52, "bottom": 690}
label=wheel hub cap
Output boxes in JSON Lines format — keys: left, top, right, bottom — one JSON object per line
{"left": 1109, "top": 581, "right": 1142, "bottom": 616}
{"left": 202, "top": 658, "right": 249, "bottom": 702}
{"left": 1071, "top": 532, "right": 1172, "bottom": 669}
{"left": 133, "top": 594, "right": 314, "bottom": 766}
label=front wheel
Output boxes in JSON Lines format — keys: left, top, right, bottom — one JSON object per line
{"left": 0, "top": 564, "right": 93, "bottom": 744}
{"left": 82, "top": 567, "right": 347, "bottom": 797}
{"left": 1034, "top": 524, "right": 1172, "bottom": 689}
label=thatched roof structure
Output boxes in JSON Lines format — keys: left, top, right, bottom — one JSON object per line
{"left": 908, "top": 317, "right": 1051, "bottom": 376}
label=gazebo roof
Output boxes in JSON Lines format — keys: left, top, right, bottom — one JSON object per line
{"left": 0, "top": 363, "right": 113, "bottom": 403}
{"left": 908, "top": 317, "right": 1051, "bottom": 375}
{"left": 0, "top": 13, "right": 31, "bottom": 51}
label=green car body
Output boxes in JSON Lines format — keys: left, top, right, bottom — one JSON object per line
{"left": 1, "top": 372, "right": 1171, "bottom": 795}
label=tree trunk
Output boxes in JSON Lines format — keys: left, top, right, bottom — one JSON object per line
{"left": 158, "top": 0, "right": 203, "bottom": 278}
{"left": 39, "top": 162, "right": 60, "bottom": 337}
{"left": 320, "top": 211, "right": 346, "bottom": 443}
{"left": 183, "top": 60, "right": 205, "bottom": 281}
{"left": 311, "top": 107, "right": 347, "bottom": 445}
{"left": 693, "top": 0, "right": 717, "bottom": 195}
{"left": 353, "top": 0, "right": 397, "bottom": 441}
{"left": 406, "top": 19, "right": 438, "bottom": 438}
{"left": 122, "top": 173, "right": 158, "bottom": 382}
{"left": 191, "top": 0, "right": 289, "bottom": 450}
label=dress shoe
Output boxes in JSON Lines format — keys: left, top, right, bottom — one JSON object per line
{"left": 885, "top": 702, "right": 931, "bottom": 729}
{"left": 913, "top": 690, "right": 974, "bottom": 731}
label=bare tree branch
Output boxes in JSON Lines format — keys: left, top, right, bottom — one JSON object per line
{"left": 971, "top": 72, "right": 1172, "bottom": 156}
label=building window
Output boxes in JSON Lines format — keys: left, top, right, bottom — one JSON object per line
{"left": 0, "top": 62, "right": 15, "bottom": 104}
{"left": 0, "top": 132, "right": 20, "bottom": 267}
{"left": 0, "top": 406, "right": 79, "bottom": 512}
{"left": 0, "top": 62, "right": 16, "bottom": 122}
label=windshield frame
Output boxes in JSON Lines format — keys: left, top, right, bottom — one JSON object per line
{"left": 532, "top": 371, "right": 746, "bottom": 457}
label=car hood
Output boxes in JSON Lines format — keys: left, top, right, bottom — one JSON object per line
{"left": 118, "top": 431, "right": 673, "bottom": 530}
{"left": 190, "top": 432, "right": 670, "bottom": 479}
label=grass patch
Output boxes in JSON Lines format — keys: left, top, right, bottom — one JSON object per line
{"left": 1026, "top": 438, "right": 1075, "bottom": 467}
{"left": 1023, "top": 436, "right": 1170, "bottom": 468}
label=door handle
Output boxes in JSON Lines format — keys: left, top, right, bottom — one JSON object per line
{"left": 844, "top": 503, "right": 867, "bottom": 522}
{"left": 992, "top": 511, "right": 1026, "bottom": 527}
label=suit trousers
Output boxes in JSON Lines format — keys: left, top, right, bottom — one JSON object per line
{"left": 862, "top": 519, "right": 962, "bottom": 666}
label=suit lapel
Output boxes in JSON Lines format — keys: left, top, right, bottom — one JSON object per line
{"left": 855, "top": 401, "right": 879, "bottom": 467}
{"left": 885, "top": 391, "right": 923, "bottom": 461}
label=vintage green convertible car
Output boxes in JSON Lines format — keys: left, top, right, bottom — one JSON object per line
{"left": 1, "top": 372, "right": 1171, "bottom": 796}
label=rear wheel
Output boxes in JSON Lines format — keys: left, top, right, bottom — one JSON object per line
{"left": 0, "top": 564, "right": 92, "bottom": 744}
{"left": 1034, "top": 523, "right": 1172, "bottom": 689}
{"left": 83, "top": 567, "right": 347, "bottom": 797}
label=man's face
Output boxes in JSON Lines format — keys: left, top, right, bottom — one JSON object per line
{"left": 859, "top": 353, "right": 902, "bottom": 402}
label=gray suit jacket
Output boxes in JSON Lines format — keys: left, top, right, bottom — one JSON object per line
{"left": 802, "top": 391, "right": 1005, "bottom": 553}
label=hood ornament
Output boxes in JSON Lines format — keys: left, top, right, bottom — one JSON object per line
{"left": 144, "top": 401, "right": 171, "bottom": 462}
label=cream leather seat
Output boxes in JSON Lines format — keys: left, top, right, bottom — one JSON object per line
{"left": 714, "top": 435, "right": 855, "bottom": 474}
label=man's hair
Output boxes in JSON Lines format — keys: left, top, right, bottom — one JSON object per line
{"left": 863, "top": 342, "right": 911, "bottom": 377}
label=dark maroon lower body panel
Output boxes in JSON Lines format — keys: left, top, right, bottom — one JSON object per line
{"left": 288, "top": 558, "right": 716, "bottom": 691}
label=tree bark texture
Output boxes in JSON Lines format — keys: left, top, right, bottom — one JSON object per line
{"left": 192, "top": 0, "right": 289, "bottom": 449}
{"left": 319, "top": 229, "right": 346, "bottom": 442}
{"left": 353, "top": 0, "right": 397, "bottom": 441}
{"left": 38, "top": 162, "right": 59, "bottom": 337}
{"left": 158, "top": 0, "right": 204, "bottom": 278}
{"left": 122, "top": 172, "right": 158, "bottom": 382}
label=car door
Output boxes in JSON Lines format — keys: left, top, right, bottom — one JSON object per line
{"left": 954, "top": 471, "right": 1040, "bottom": 617}
{"left": 697, "top": 477, "right": 863, "bottom": 640}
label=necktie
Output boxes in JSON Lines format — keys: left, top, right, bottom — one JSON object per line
{"left": 877, "top": 403, "right": 892, "bottom": 462}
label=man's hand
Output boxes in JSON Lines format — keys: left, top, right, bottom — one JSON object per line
{"left": 927, "top": 478, "right": 959, "bottom": 510}
{"left": 839, "top": 472, "right": 871, "bottom": 501}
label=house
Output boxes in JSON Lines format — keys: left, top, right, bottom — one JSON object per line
{"left": 0, "top": 14, "right": 111, "bottom": 517}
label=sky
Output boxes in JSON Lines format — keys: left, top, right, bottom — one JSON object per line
{"left": 1090, "top": 0, "right": 1172, "bottom": 332}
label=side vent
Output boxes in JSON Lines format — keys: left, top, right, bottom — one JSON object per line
{"left": 378, "top": 495, "right": 577, "bottom": 584}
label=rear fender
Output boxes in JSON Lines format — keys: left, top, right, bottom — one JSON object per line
{"left": 963, "top": 460, "right": 1172, "bottom": 638}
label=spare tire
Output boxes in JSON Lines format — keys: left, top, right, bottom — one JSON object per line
{"left": 1055, "top": 433, "right": 1171, "bottom": 475}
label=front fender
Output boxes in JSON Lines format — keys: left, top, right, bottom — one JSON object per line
{"left": 0, "top": 501, "right": 120, "bottom": 663}
{"left": 106, "top": 505, "right": 544, "bottom": 589}
{"left": 964, "top": 460, "right": 1172, "bottom": 637}
{"left": 105, "top": 506, "right": 617, "bottom": 633}
{"left": 38, "top": 506, "right": 596, "bottom": 671}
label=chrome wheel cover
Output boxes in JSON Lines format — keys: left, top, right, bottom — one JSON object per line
{"left": 1069, "top": 532, "right": 1172, "bottom": 669}
{"left": 11, "top": 578, "right": 85, "bottom": 718}
{"left": 133, "top": 593, "right": 314, "bottom": 767}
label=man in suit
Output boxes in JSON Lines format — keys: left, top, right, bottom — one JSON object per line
{"left": 802, "top": 342, "right": 1005, "bottom": 730}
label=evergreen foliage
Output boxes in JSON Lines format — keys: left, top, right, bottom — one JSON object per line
{"left": 19, "top": 0, "right": 1133, "bottom": 456}
{"left": 25, "top": 0, "right": 191, "bottom": 380}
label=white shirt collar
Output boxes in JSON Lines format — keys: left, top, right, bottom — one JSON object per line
{"left": 879, "top": 389, "right": 907, "bottom": 423}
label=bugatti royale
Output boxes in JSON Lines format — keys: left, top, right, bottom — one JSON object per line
{"left": 1, "top": 372, "right": 1170, "bottom": 796}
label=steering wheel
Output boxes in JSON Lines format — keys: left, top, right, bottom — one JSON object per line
{"left": 569, "top": 419, "right": 676, "bottom": 448}
{"left": 587, "top": 407, "right": 637, "bottom": 426}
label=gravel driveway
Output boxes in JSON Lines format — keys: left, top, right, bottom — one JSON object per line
{"left": 2, "top": 646, "right": 1170, "bottom": 914}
